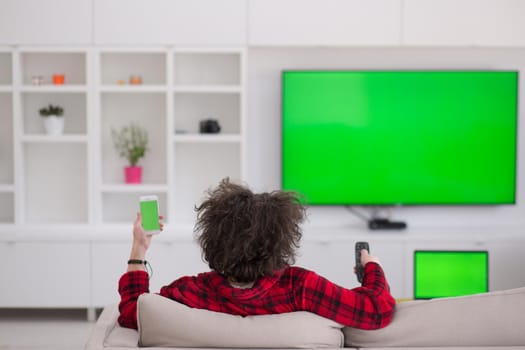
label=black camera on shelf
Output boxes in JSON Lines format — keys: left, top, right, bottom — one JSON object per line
{"left": 199, "top": 119, "right": 221, "bottom": 134}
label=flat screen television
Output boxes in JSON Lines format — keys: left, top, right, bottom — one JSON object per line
{"left": 281, "top": 70, "right": 518, "bottom": 205}
{"left": 414, "top": 250, "right": 489, "bottom": 299}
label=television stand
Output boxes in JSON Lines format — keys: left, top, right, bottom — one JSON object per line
{"left": 368, "top": 218, "right": 407, "bottom": 230}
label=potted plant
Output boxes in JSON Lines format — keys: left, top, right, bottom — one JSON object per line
{"left": 39, "top": 104, "right": 64, "bottom": 135}
{"left": 111, "top": 123, "right": 148, "bottom": 184}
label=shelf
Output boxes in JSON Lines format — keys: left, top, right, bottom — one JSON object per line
{"left": 173, "top": 142, "right": 241, "bottom": 222}
{"left": 173, "top": 52, "right": 241, "bottom": 85}
{"left": 173, "top": 134, "right": 241, "bottom": 143}
{"left": 100, "top": 52, "right": 166, "bottom": 86}
{"left": 101, "top": 93, "right": 167, "bottom": 185}
{"left": 102, "top": 192, "right": 168, "bottom": 224}
{"left": 21, "top": 134, "right": 88, "bottom": 143}
{"left": 23, "top": 143, "right": 88, "bottom": 224}
{"left": 20, "top": 85, "right": 88, "bottom": 93}
{"left": 22, "top": 92, "right": 87, "bottom": 135}
{"left": 19, "top": 52, "right": 86, "bottom": 85}
{"left": 173, "top": 85, "right": 242, "bottom": 93}
{"left": 100, "top": 85, "right": 168, "bottom": 93}
{"left": 100, "top": 184, "right": 169, "bottom": 193}
{"left": 173, "top": 91, "right": 241, "bottom": 134}
{"left": 0, "top": 86, "right": 12, "bottom": 92}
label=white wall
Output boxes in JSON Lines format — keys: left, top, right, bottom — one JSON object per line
{"left": 246, "top": 47, "right": 525, "bottom": 229}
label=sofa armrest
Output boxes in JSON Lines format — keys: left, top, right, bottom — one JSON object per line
{"left": 85, "top": 305, "right": 139, "bottom": 350}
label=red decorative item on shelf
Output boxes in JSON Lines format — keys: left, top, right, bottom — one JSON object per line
{"left": 53, "top": 74, "right": 65, "bottom": 85}
{"left": 125, "top": 166, "right": 142, "bottom": 184}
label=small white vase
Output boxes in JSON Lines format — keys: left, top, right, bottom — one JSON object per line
{"left": 43, "top": 115, "right": 65, "bottom": 135}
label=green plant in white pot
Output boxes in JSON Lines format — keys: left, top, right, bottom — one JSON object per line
{"left": 111, "top": 123, "right": 148, "bottom": 184}
{"left": 39, "top": 104, "right": 64, "bottom": 135}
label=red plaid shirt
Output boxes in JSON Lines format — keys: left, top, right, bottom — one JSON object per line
{"left": 118, "top": 262, "right": 395, "bottom": 330}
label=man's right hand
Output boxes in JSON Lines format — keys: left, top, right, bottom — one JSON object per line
{"left": 361, "top": 249, "right": 382, "bottom": 267}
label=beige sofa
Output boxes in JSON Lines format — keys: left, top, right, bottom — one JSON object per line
{"left": 85, "top": 286, "right": 525, "bottom": 350}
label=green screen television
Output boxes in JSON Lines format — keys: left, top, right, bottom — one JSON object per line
{"left": 282, "top": 70, "right": 518, "bottom": 205}
{"left": 414, "top": 250, "right": 489, "bottom": 299}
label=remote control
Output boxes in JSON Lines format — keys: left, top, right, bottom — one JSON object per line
{"left": 355, "top": 241, "right": 370, "bottom": 283}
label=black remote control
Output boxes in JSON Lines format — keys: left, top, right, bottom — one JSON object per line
{"left": 355, "top": 241, "right": 370, "bottom": 283}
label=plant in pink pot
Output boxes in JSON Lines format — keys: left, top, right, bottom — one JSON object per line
{"left": 111, "top": 123, "right": 148, "bottom": 184}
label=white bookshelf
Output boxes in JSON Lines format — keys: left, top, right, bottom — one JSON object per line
{"left": 92, "top": 47, "right": 246, "bottom": 226}
{"left": 0, "top": 46, "right": 245, "bottom": 308}
{"left": 99, "top": 85, "right": 168, "bottom": 93}
{"left": 173, "top": 134, "right": 242, "bottom": 143}
{"left": 173, "top": 86, "right": 242, "bottom": 93}
{"left": 171, "top": 49, "right": 245, "bottom": 222}
{"left": 12, "top": 49, "right": 91, "bottom": 225}
{"left": 100, "top": 184, "right": 169, "bottom": 193}
{"left": 20, "top": 135, "right": 89, "bottom": 143}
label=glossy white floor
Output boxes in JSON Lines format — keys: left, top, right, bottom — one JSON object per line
{"left": 0, "top": 309, "right": 97, "bottom": 350}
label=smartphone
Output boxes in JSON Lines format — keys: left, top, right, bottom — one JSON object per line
{"left": 139, "top": 195, "right": 160, "bottom": 234}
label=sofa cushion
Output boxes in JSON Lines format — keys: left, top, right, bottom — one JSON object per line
{"left": 344, "top": 286, "right": 525, "bottom": 347}
{"left": 137, "top": 293, "right": 344, "bottom": 348}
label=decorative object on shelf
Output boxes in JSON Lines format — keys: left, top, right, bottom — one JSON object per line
{"left": 111, "top": 123, "right": 149, "bottom": 184}
{"left": 117, "top": 79, "right": 126, "bottom": 85}
{"left": 129, "top": 75, "right": 142, "bottom": 85}
{"left": 52, "top": 74, "right": 65, "bottom": 85}
{"left": 39, "top": 104, "right": 64, "bottom": 135}
{"left": 31, "top": 76, "right": 44, "bottom": 85}
{"left": 199, "top": 119, "right": 221, "bottom": 134}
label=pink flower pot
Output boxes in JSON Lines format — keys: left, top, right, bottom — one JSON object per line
{"left": 125, "top": 166, "right": 142, "bottom": 184}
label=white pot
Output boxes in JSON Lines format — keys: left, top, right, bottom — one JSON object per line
{"left": 43, "top": 115, "right": 65, "bottom": 135}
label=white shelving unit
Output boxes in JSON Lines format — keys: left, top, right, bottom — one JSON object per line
{"left": 171, "top": 49, "right": 245, "bottom": 222}
{"left": 93, "top": 47, "right": 245, "bottom": 225}
{"left": 15, "top": 48, "right": 91, "bottom": 225}
{"left": 0, "top": 46, "right": 245, "bottom": 310}
{"left": 96, "top": 49, "right": 169, "bottom": 225}
{"left": 0, "top": 46, "right": 245, "bottom": 229}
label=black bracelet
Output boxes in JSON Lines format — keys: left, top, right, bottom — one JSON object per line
{"left": 127, "top": 259, "right": 153, "bottom": 279}
{"left": 128, "top": 259, "right": 147, "bottom": 265}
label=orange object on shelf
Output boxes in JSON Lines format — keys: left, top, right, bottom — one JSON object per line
{"left": 53, "top": 74, "right": 65, "bottom": 85}
{"left": 129, "top": 75, "right": 142, "bottom": 85}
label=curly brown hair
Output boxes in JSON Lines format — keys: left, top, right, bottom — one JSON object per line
{"left": 194, "top": 178, "right": 306, "bottom": 283}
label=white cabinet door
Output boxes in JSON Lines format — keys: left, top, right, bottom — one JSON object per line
{"left": 92, "top": 240, "right": 209, "bottom": 306}
{"left": 91, "top": 242, "right": 131, "bottom": 307}
{"left": 10, "top": 242, "right": 90, "bottom": 307}
{"left": 248, "top": 0, "right": 401, "bottom": 46}
{"left": 94, "top": 0, "right": 247, "bottom": 45}
{"left": 0, "top": 0, "right": 92, "bottom": 45}
{"left": 403, "top": 0, "right": 525, "bottom": 46}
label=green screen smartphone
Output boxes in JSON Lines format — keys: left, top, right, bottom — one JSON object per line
{"left": 139, "top": 195, "right": 160, "bottom": 234}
